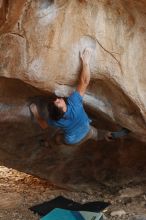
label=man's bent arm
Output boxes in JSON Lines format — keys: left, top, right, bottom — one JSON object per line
{"left": 36, "top": 117, "right": 48, "bottom": 129}
{"left": 30, "top": 103, "right": 48, "bottom": 129}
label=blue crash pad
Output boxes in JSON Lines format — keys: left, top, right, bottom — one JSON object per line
{"left": 40, "top": 208, "right": 103, "bottom": 220}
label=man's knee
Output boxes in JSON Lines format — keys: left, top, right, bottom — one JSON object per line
{"left": 55, "top": 133, "right": 64, "bottom": 145}
{"left": 89, "top": 126, "right": 109, "bottom": 141}
{"left": 90, "top": 126, "right": 98, "bottom": 141}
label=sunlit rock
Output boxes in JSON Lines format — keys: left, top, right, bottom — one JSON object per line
{"left": 0, "top": 0, "right": 146, "bottom": 140}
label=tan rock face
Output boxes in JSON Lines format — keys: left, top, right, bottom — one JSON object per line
{"left": 0, "top": 0, "right": 146, "bottom": 140}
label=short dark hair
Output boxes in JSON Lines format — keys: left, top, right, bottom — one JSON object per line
{"left": 48, "top": 98, "right": 64, "bottom": 121}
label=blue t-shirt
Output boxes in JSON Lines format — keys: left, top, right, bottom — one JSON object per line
{"left": 48, "top": 91, "right": 91, "bottom": 144}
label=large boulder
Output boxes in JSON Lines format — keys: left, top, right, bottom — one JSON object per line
{"left": 1, "top": 0, "right": 146, "bottom": 140}
{"left": 1, "top": 0, "right": 146, "bottom": 189}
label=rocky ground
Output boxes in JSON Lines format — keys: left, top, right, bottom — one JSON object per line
{"left": 0, "top": 166, "right": 146, "bottom": 220}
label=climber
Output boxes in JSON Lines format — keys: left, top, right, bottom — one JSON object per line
{"left": 29, "top": 48, "right": 129, "bottom": 145}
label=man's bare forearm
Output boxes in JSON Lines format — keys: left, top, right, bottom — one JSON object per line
{"left": 77, "top": 62, "right": 91, "bottom": 96}
{"left": 77, "top": 48, "right": 92, "bottom": 96}
{"left": 36, "top": 117, "right": 48, "bottom": 129}
{"left": 80, "top": 62, "right": 90, "bottom": 86}
{"left": 30, "top": 103, "right": 48, "bottom": 129}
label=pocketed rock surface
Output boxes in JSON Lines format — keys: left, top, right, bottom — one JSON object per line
{"left": 1, "top": 0, "right": 146, "bottom": 140}
{"left": 0, "top": 165, "right": 146, "bottom": 220}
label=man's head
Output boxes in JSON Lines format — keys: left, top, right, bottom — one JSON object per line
{"left": 54, "top": 98, "right": 66, "bottom": 110}
{"left": 48, "top": 97, "right": 67, "bottom": 121}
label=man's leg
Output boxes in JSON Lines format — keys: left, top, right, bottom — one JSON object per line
{"left": 87, "top": 126, "right": 130, "bottom": 142}
{"left": 74, "top": 126, "right": 112, "bottom": 145}
{"left": 92, "top": 127, "right": 112, "bottom": 141}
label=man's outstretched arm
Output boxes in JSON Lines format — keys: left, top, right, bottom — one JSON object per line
{"left": 77, "top": 48, "right": 92, "bottom": 96}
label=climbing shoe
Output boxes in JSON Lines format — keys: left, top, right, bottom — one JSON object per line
{"left": 111, "top": 127, "right": 130, "bottom": 139}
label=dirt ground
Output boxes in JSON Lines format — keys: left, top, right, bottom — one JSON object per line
{"left": 0, "top": 166, "right": 146, "bottom": 220}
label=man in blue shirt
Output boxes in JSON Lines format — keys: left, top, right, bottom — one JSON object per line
{"left": 30, "top": 48, "right": 112, "bottom": 145}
